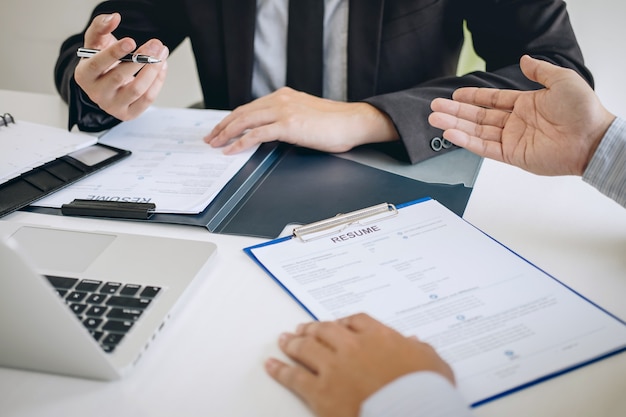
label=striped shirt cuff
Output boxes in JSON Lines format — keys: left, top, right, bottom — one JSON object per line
{"left": 582, "top": 117, "right": 626, "bottom": 208}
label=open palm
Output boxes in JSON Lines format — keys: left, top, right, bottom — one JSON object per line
{"left": 429, "top": 55, "right": 614, "bottom": 176}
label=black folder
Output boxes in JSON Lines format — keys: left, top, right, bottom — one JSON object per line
{"left": 0, "top": 114, "right": 130, "bottom": 218}
{"left": 27, "top": 142, "right": 476, "bottom": 239}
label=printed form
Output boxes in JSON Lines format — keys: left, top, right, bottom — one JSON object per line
{"left": 247, "top": 198, "right": 626, "bottom": 405}
{"left": 1, "top": 121, "right": 96, "bottom": 183}
{"left": 34, "top": 107, "right": 258, "bottom": 214}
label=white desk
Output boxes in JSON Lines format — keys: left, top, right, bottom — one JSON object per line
{"left": 1, "top": 89, "right": 625, "bottom": 417}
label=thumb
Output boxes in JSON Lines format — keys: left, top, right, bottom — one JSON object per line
{"left": 519, "top": 55, "right": 562, "bottom": 90}
{"left": 84, "top": 13, "right": 121, "bottom": 48}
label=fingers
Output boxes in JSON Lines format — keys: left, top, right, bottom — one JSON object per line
{"left": 337, "top": 312, "right": 381, "bottom": 332}
{"left": 294, "top": 320, "right": 357, "bottom": 351}
{"left": 75, "top": 38, "right": 169, "bottom": 121}
{"left": 76, "top": 12, "right": 170, "bottom": 121}
{"left": 265, "top": 326, "right": 338, "bottom": 407}
{"left": 520, "top": 54, "right": 565, "bottom": 89}
{"left": 205, "top": 88, "right": 299, "bottom": 149}
{"left": 428, "top": 111, "right": 504, "bottom": 143}
{"left": 113, "top": 41, "right": 169, "bottom": 100}
{"left": 278, "top": 332, "right": 334, "bottom": 374}
{"left": 75, "top": 38, "right": 136, "bottom": 86}
{"left": 430, "top": 97, "right": 509, "bottom": 129}
{"left": 428, "top": 100, "right": 507, "bottom": 161}
{"left": 206, "top": 105, "right": 285, "bottom": 150}
{"left": 275, "top": 316, "right": 377, "bottom": 375}
{"left": 441, "top": 129, "right": 504, "bottom": 162}
{"left": 429, "top": 98, "right": 508, "bottom": 139}
{"left": 452, "top": 86, "right": 521, "bottom": 112}
{"left": 205, "top": 112, "right": 250, "bottom": 148}
{"left": 519, "top": 54, "right": 586, "bottom": 94}
{"left": 265, "top": 357, "right": 317, "bottom": 403}
{"left": 221, "top": 123, "right": 287, "bottom": 154}
{"left": 84, "top": 13, "right": 121, "bottom": 49}
{"left": 121, "top": 46, "right": 169, "bottom": 118}
{"left": 78, "top": 13, "right": 139, "bottom": 87}
{"left": 294, "top": 313, "right": 393, "bottom": 347}
{"left": 265, "top": 323, "right": 352, "bottom": 410}
{"left": 429, "top": 111, "right": 506, "bottom": 162}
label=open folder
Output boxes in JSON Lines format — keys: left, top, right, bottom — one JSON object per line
{"left": 0, "top": 114, "right": 129, "bottom": 218}
{"left": 24, "top": 107, "right": 476, "bottom": 238}
{"left": 245, "top": 198, "right": 626, "bottom": 406}
{"left": 29, "top": 143, "right": 474, "bottom": 238}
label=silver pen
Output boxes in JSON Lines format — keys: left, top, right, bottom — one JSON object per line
{"left": 76, "top": 47, "right": 162, "bottom": 64}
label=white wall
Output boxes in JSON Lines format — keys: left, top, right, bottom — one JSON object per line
{"left": 0, "top": 0, "right": 201, "bottom": 108}
{"left": 0, "top": 1, "right": 624, "bottom": 115}
{"left": 565, "top": 1, "right": 626, "bottom": 117}
{"left": 0, "top": 1, "right": 98, "bottom": 95}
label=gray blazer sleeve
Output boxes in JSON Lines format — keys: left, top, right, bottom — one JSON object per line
{"left": 365, "top": 0, "right": 592, "bottom": 164}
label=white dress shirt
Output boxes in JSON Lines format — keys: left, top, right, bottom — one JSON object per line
{"left": 252, "top": 0, "right": 348, "bottom": 101}
{"left": 360, "top": 372, "right": 474, "bottom": 417}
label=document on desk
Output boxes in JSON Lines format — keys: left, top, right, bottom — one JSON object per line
{"left": 0, "top": 119, "right": 96, "bottom": 183}
{"left": 33, "top": 107, "right": 258, "bottom": 214}
{"left": 245, "top": 198, "right": 626, "bottom": 406}
{"left": 0, "top": 114, "right": 130, "bottom": 218}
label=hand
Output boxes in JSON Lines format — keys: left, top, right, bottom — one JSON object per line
{"left": 265, "top": 313, "right": 454, "bottom": 417}
{"left": 74, "top": 13, "right": 170, "bottom": 122}
{"left": 204, "top": 87, "right": 399, "bottom": 154}
{"left": 428, "top": 55, "right": 616, "bottom": 176}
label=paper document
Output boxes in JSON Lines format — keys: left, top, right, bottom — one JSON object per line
{"left": 34, "top": 107, "right": 258, "bottom": 214}
{"left": 0, "top": 120, "right": 96, "bottom": 183}
{"left": 246, "top": 198, "right": 626, "bottom": 406}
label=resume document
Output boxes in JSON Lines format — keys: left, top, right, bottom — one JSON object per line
{"left": 246, "top": 198, "right": 626, "bottom": 405}
{"left": 34, "top": 107, "right": 257, "bottom": 214}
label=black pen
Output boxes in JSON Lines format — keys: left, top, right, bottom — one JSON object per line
{"left": 76, "top": 47, "right": 161, "bottom": 64}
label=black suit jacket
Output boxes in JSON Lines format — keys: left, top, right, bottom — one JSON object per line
{"left": 55, "top": 0, "right": 591, "bottom": 164}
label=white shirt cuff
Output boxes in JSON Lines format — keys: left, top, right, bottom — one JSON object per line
{"left": 360, "top": 372, "right": 474, "bottom": 417}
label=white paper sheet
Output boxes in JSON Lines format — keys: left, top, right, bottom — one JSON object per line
{"left": 34, "top": 107, "right": 258, "bottom": 214}
{"left": 0, "top": 120, "right": 96, "bottom": 183}
{"left": 247, "top": 198, "right": 626, "bottom": 405}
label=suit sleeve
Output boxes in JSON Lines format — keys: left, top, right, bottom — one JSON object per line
{"left": 364, "top": 0, "right": 593, "bottom": 164}
{"left": 54, "top": 0, "right": 188, "bottom": 132}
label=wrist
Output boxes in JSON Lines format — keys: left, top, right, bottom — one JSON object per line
{"left": 352, "top": 102, "right": 400, "bottom": 145}
{"left": 582, "top": 112, "right": 616, "bottom": 175}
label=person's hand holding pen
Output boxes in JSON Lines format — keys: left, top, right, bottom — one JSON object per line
{"left": 74, "top": 13, "right": 169, "bottom": 122}
{"left": 77, "top": 48, "right": 162, "bottom": 64}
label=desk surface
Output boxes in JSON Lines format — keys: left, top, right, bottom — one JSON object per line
{"left": 1, "top": 89, "right": 625, "bottom": 417}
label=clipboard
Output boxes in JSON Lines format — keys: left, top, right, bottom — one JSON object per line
{"left": 25, "top": 142, "right": 476, "bottom": 238}
{"left": 244, "top": 197, "right": 626, "bottom": 406}
{"left": 0, "top": 114, "right": 130, "bottom": 218}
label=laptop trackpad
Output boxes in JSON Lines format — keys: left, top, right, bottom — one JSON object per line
{"left": 11, "top": 226, "right": 115, "bottom": 272}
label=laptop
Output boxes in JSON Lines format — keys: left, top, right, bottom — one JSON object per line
{"left": 0, "top": 221, "right": 217, "bottom": 380}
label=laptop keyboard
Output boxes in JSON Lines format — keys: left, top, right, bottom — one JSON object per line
{"left": 45, "top": 276, "right": 161, "bottom": 353}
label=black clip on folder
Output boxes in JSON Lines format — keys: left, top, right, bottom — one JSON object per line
{"left": 61, "top": 199, "right": 156, "bottom": 220}
{"left": 0, "top": 114, "right": 130, "bottom": 218}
